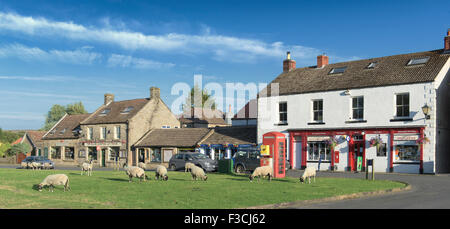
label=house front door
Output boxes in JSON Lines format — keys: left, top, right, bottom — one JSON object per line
{"left": 101, "top": 149, "right": 106, "bottom": 167}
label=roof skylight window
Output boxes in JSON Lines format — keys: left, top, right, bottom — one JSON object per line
{"left": 59, "top": 128, "right": 66, "bottom": 134}
{"left": 100, "top": 108, "right": 111, "bottom": 115}
{"left": 367, "top": 62, "right": 377, "bottom": 69}
{"left": 121, "top": 106, "right": 134, "bottom": 114}
{"left": 407, "top": 56, "right": 430, "bottom": 66}
{"left": 329, "top": 66, "right": 347, "bottom": 74}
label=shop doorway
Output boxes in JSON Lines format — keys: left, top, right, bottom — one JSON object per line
{"left": 351, "top": 141, "right": 365, "bottom": 171}
{"left": 101, "top": 149, "right": 106, "bottom": 167}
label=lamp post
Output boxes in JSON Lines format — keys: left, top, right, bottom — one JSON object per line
{"left": 422, "top": 104, "right": 431, "bottom": 120}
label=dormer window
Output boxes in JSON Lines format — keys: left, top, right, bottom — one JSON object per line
{"left": 121, "top": 106, "right": 134, "bottom": 114}
{"left": 59, "top": 128, "right": 66, "bottom": 134}
{"left": 407, "top": 56, "right": 430, "bottom": 66}
{"left": 329, "top": 66, "right": 347, "bottom": 74}
{"left": 100, "top": 108, "right": 111, "bottom": 115}
{"left": 366, "top": 62, "right": 377, "bottom": 69}
{"left": 49, "top": 129, "right": 56, "bottom": 135}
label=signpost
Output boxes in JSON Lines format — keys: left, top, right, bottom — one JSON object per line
{"left": 366, "top": 159, "right": 375, "bottom": 180}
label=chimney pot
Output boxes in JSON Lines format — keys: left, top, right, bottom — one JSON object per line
{"left": 104, "top": 93, "right": 114, "bottom": 105}
{"left": 445, "top": 29, "right": 450, "bottom": 51}
{"left": 283, "top": 51, "right": 296, "bottom": 72}
{"left": 150, "top": 87, "right": 160, "bottom": 100}
{"left": 317, "top": 54, "right": 329, "bottom": 68}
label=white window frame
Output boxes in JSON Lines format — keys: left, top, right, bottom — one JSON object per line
{"left": 395, "top": 93, "right": 410, "bottom": 118}
{"left": 312, "top": 99, "right": 323, "bottom": 122}
{"left": 100, "top": 127, "right": 106, "bottom": 139}
{"left": 351, "top": 96, "right": 364, "bottom": 120}
{"left": 114, "top": 126, "right": 120, "bottom": 139}
{"left": 279, "top": 102, "right": 288, "bottom": 124}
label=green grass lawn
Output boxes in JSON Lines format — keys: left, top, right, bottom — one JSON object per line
{"left": 0, "top": 168, "right": 405, "bottom": 209}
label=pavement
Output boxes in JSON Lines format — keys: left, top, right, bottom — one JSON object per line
{"left": 2, "top": 164, "right": 450, "bottom": 208}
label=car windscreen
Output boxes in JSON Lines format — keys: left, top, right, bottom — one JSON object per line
{"left": 191, "top": 154, "right": 207, "bottom": 159}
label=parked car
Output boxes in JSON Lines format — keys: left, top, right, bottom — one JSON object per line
{"left": 233, "top": 147, "right": 261, "bottom": 174}
{"left": 168, "top": 152, "right": 217, "bottom": 172}
{"left": 21, "top": 156, "right": 55, "bottom": 169}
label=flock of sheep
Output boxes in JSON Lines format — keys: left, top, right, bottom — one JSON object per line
{"left": 35, "top": 161, "right": 316, "bottom": 192}
{"left": 21, "top": 161, "right": 52, "bottom": 170}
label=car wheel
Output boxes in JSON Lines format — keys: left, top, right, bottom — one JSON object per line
{"left": 235, "top": 165, "right": 244, "bottom": 174}
{"left": 169, "top": 164, "right": 176, "bottom": 171}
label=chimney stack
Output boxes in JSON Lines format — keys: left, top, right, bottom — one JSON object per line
{"left": 283, "top": 51, "right": 296, "bottom": 72}
{"left": 104, "top": 93, "right": 114, "bottom": 105}
{"left": 317, "top": 54, "right": 329, "bottom": 68}
{"left": 150, "top": 87, "right": 160, "bottom": 100}
{"left": 445, "top": 29, "right": 450, "bottom": 52}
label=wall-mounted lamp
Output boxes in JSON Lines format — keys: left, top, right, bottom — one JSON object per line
{"left": 422, "top": 104, "right": 431, "bottom": 120}
{"left": 343, "top": 89, "right": 351, "bottom": 95}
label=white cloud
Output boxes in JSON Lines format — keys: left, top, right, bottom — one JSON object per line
{"left": 1, "top": 90, "right": 85, "bottom": 99}
{"left": 0, "top": 12, "right": 322, "bottom": 63}
{"left": 0, "top": 112, "right": 45, "bottom": 121}
{"left": 107, "top": 54, "right": 175, "bottom": 69}
{"left": 0, "top": 43, "right": 102, "bottom": 65}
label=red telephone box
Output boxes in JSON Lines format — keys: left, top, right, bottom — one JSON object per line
{"left": 262, "top": 132, "right": 286, "bottom": 178}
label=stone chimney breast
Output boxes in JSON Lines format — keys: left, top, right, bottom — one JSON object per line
{"left": 104, "top": 93, "right": 114, "bottom": 105}
{"left": 150, "top": 87, "right": 160, "bottom": 100}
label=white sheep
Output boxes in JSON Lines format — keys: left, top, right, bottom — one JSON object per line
{"left": 299, "top": 167, "right": 316, "bottom": 184}
{"left": 21, "top": 161, "right": 29, "bottom": 169}
{"left": 124, "top": 165, "right": 148, "bottom": 182}
{"left": 37, "top": 174, "right": 70, "bottom": 192}
{"left": 249, "top": 166, "right": 273, "bottom": 182}
{"left": 30, "top": 162, "right": 41, "bottom": 170}
{"left": 138, "top": 162, "right": 147, "bottom": 170}
{"left": 43, "top": 162, "right": 52, "bottom": 170}
{"left": 155, "top": 165, "right": 169, "bottom": 181}
{"left": 190, "top": 165, "right": 208, "bottom": 181}
{"left": 81, "top": 160, "right": 94, "bottom": 176}
{"left": 185, "top": 162, "right": 195, "bottom": 173}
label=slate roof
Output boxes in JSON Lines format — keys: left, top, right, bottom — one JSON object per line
{"left": 134, "top": 128, "right": 212, "bottom": 147}
{"left": 199, "top": 126, "right": 257, "bottom": 145}
{"left": 25, "top": 130, "right": 46, "bottom": 146}
{"left": 260, "top": 49, "right": 450, "bottom": 97}
{"left": 81, "top": 98, "right": 149, "bottom": 125}
{"left": 43, "top": 113, "right": 91, "bottom": 140}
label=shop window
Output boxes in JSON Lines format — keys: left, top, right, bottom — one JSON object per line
{"left": 396, "top": 93, "right": 410, "bottom": 117}
{"left": 151, "top": 148, "right": 161, "bottom": 162}
{"left": 110, "top": 147, "right": 120, "bottom": 161}
{"left": 352, "top": 96, "right": 364, "bottom": 120}
{"left": 312, "top": 100, "right": 323, "bottom": 122}
{"left": 395, "top": 144, "right": 419, "bottom": 161}
{"left": 88, "top": 147, "right": 97, "bottom": 160}
{"left": 377, "top": 143, "right": 387, "bottom": 157}
{"left": 64, "top": 147, "right": 74, "bottom": 160}
{"left": 307, "top": 142, "right": 331, "bottom": 161}
{"left": 279, "top": 102, "right": 287, "bottom": 124}
{"left": 51, "top": 146, "right": 61, "bottom": 159}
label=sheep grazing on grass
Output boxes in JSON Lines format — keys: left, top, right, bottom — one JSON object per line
{"left": 43, "top": 162, "right": 52, "bottom": 170}
{"left": 38, "top": 174, "right": 70, "bottom": 192}
{"left": 155, "top": 165, "right": 169, "bottom": 181}
{"left": 299, "top": 167, "right": 316, "bottom": 184}
{"left": 184, "top": 162, "right": 195, "bottom": 173}
{"left": 81, "top": 160, "right": 93, "bottom": 176}
{"left": 30, "top": 162, "right": 41, "bottom": 170}
{"left": 249, "top": 166, "right": 273, "bottom": 182}
{"left": 124, "top": 165, "right": 148, "bottom": 183}
{"left": 190, "top": 166, "right": 208, "bottom": 181}
{"left": 21, "top": 161, "right": 29, "bottom": 169}
{"left": 138, "top": 162, "right": 147, "bottom": 170}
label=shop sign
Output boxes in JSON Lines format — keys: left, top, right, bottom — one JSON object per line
{"left": 84, "top": 141, "right": 122, "bottom": 147}
{"left": 307, "top": 136, "right": 331, "bottom": 141}
{"left": 394, "top": 135, "right": 419, "bottom": 141}
{"left": 357, "top": 156, "right": 363, "bottom": 171}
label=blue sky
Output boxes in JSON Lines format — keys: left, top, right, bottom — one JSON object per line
{"left": 0, "top": 0, "right": 449, "bottom": 130}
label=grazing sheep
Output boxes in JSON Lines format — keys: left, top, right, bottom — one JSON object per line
{"left": 138, "top": 162, "right": 147, "bottom": 170}
{"left": 21, "top": 161, "right": 29, "bottom": 169}
{"left": 38, "top": 174, "right": 70, "bottom": 192}
{"left": 155, "top": 165, "right": 169, "bottom": 181}
{"left": 124, "top": 165, "right": 148, "bottom": 182}
{"left": 190, "top": 166, "right": 208, "bottom": 181}
{"left": 30, "top": 162, "right": 41, "bottom": 170}
{"left": 299, "top": 167, "right": 316, "bottom": 184}
{"left": 43, "top": 162, "right": 52, "bottom": 170}
{"left": 249, "top": 166, "right": 273, "bottom": 182}
{"left": 81, "top": 160, "right": 94, "bottom": 176}
{"left": 184, "top": 162, "right": 195, "bottom": 173}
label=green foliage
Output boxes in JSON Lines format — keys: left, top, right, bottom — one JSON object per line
{"left": 8, "top": 142, "right": 31, "bottom": 156}
{"left": 0, "top": 142, "right": 11, "bottom": 157}
{"left": 41, "top": 102, "right": 88, "bottom": 131}
{"left": 183, "top": 84, "right": 217, "bottom": 111}
{"left": 0, "top": 128, "right": 24, "bottom": 144}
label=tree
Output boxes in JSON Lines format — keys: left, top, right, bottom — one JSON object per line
{"left": 8, "top": 143, "right": 31, "bottom": 156}
{"left": 183, "top": 85, "right": 217, "bottom": 112}
{"left": 41, "top": 102, "right": 88, "bottom": 131}
{"left": 0, "top": 142, "right": 11, "bottom": 158}
{"left": 0, "top": 128, "right": 24, "bottom": 144}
